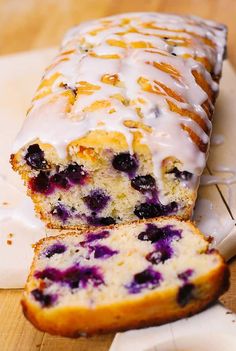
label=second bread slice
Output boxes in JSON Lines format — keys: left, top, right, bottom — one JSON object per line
{"left": 22, "top": 217, "right": 229, "bottom": 337}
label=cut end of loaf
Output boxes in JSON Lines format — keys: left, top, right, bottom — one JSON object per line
{"left": 11, "top": 141, "right": 196, "bottom": 229}
{"left": 22, "top": 217, "right": 229, "bottom": 337}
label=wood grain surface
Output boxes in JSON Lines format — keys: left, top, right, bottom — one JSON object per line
{"left": 0, "top": 1, "right": 235, "bottom": 350}
{"left": 0, "top": 0, "right": 235, "bottom": 69}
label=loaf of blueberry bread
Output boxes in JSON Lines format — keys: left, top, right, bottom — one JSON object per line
{"left": 11, "top": 13, "right": 227, "bottom": 229}
{"left": 22, "top": 217, "right": 229, "bottom": 337}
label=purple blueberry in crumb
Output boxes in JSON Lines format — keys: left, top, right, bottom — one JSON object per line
{"left": 98, "top": 217, "right": 116, "bottom": 226}
{"left": 92, "top": 245, "right": 118, "bottom": 259}
{"left": 84, "top": 189, "right": 110, "bottom": 212}
{"left": 50, "top": 163, "right": 87, "bottom": 189}
{"left": 138, "top": 224, "right": 159, "bottom": 242}
{"left": 177, "top": 283, "right": 195, "bottom": 307}
{"left": 51, "top": 204, "right": 70, "bottom": 222}
{"left": 178, "top": 269, "right": 194, "bottom": 283}
{"left": 35, "top": 267, "right": 61, "bottom": 281}
{"left": 30, "top": 171, "right": 53, "bottom": 194}
{"left": 64, "top": 163, "right": 87, "bottom": 184}
{"left": 138, "top": 224, "right": 162, "bottom": 243}
{"left": 25, "top": 144, "right": 48, "bottom": 170}
{"left": 51, "top": 172, "right": 70, "bottom": 189}
{"left": 31, "top": 289, "right": 56, "bottom": 307}
{"left": 138, "top": 224, "right": 182, "bottom": 243}
{"left": 146, "top": 243, "right": 173, "bottom": 264}
{"left": 126, "top": 267, "right": 162, "bottom": 294}
{"left": 168, "top": 167, "right": 193, "bottom": 181}
{"left": 131, "top": 175, "right": 156, "bottom": 193}
{"left": 112, "top": 152, "right": 138, "bottom": 175}
{"left": 84, "top": 230, "right": 110, "bottom": 244}
{"left": 134, "top": 203, "right": 160, "bottom": 219}
{"left": 87, "top": 216, "right": 116, "bottom": 226}
{"left": 62, "top": 265, "right": 104, "bottom": 289}
{"left": 134, "top": 202, "right": 178, "bottom": 219}
{"left": 164, "top": 201, "right": 178, "bottom": 214}
{"left": 35, "top": 265, "right": 104, "bottom": 289}
{"left": 43, "top": 243, "right": 66, "bottom": 258}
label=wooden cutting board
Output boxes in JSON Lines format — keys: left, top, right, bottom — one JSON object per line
{"left": 0, "top": 48, "right": 235, "bottom": 351}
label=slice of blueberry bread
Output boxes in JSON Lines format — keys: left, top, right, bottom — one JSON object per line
{"left": 11, "top": 13, "right": 227, "bottom": 229}
{"left": 22, "top": 217, "right": 229, "bottom": 337}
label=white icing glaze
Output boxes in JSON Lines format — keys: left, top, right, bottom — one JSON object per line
{"left": 0, "top": 177, "right": 45, "bottom": 288}
{"left": 200, "top": 166, "right": 236, "bottom": 208}
{"left": 200, "top": 166, "right": 236, "bottom": 186}
{"left": 0, "top": 177, "right": 44, "bottom": 229}
{"left": 193, "top": 198, "right": 235, "bottom": 246}
{"left": 13, "top": 12, "right": 227, "bottom": 185}
{"left": 211, "top": 133, "right": 225, "bottom": 146}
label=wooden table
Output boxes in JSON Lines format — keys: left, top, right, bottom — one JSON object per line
{"left": 0, "top": 1, "right": 235, "bottom": 350}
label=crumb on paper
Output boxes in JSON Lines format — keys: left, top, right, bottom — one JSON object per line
{"left": 2, "top": 201, "right": 8, "bottom": 206}
{"left": 7, "top": 233, "right": 14, "bottom": 238}
{"left": 226, "top": 311, "right": 233, "bottom": 314}
{"left": 7, "top": 239, "right": 12, "bottom": 245}
{"left": 207, "top": 235, "right": 214, "bottom": 243}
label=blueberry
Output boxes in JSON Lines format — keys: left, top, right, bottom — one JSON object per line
{"left": 177, "top": 283, "right": 195, "bottom": 307}
{"left": 134, "top": 268, "right": 158, "bottom": 284}
{"left": 43, "top": 243, "right": 66, "bottom": 258}
{"left": 131, "top": 175, "right": 156, "bottom": 193}
{"left": 84, "top": 189, "right": 110, "bottom": 212}
{"left": 93, "top": 245, "right": 118, "bottom": 259}
{"left": 98, "top": 217, "right": 116, "bottom": 226}
{"left": 112, "top": 152, "right": 138, "bottom": 174}
{"left": 164, "top": 201, "right": 178, "bottom": 214}
{"left": 138, "top": 224, "right": 164, "bottom": 243}
{"left": 50, "top": 163, "right": 87, "bottom": 189}
{"left": 62, "top": 265, "right": 104, "bottom": 289}
{"left": 87, "top": 216, "right": 116, "bottom": 226}
{"left": 51, "top": 172, "right": 70, "bottom": 189}
{"left": 84, "top": 230, "right": 110, "bottom": 243}
{"left": 25, "top": 144, "right": 48, "bottom": 170}
{"left": 31, "top": 289, "right": 56, "bottom": 307}
{"left": 146, "top": 244, "right": 173, "bottom": 264}
{"left": 64, "top": 163, "right": 87, "bottom": 184}
{"left": 127, "top": 267, "right": 162, "bottom": 294}
{"left": 30, "top": 171, "right": 52, "bottom": 194}
{"left": 134, "top": 203, "right": 160, "bottom": 219}
{"left": 178, "top": 269, "right": 194, "bottom": 283}
{"left": 134, "top": 201, "right": 178, "bottom": 219}
{"left": 35, "top": 265, "right": 104, "bottom": 289}
{"left": 35, "top": 267, "right": 61, "bottom": 281}
{"left": 51, "top": 204, "right": 70, "bottom": 222}
{"left": 168, "top": 167, "right": 193, "bottom": 181}
{"left": 138, "top": 223, "right": 181, "bottom": 243}
{"left": 133, "top": 268, "right": 162, "bottom": 286}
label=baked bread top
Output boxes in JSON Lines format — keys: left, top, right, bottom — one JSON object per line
{"left": 13, "top": 13, "right": 227, "bottom": 180}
